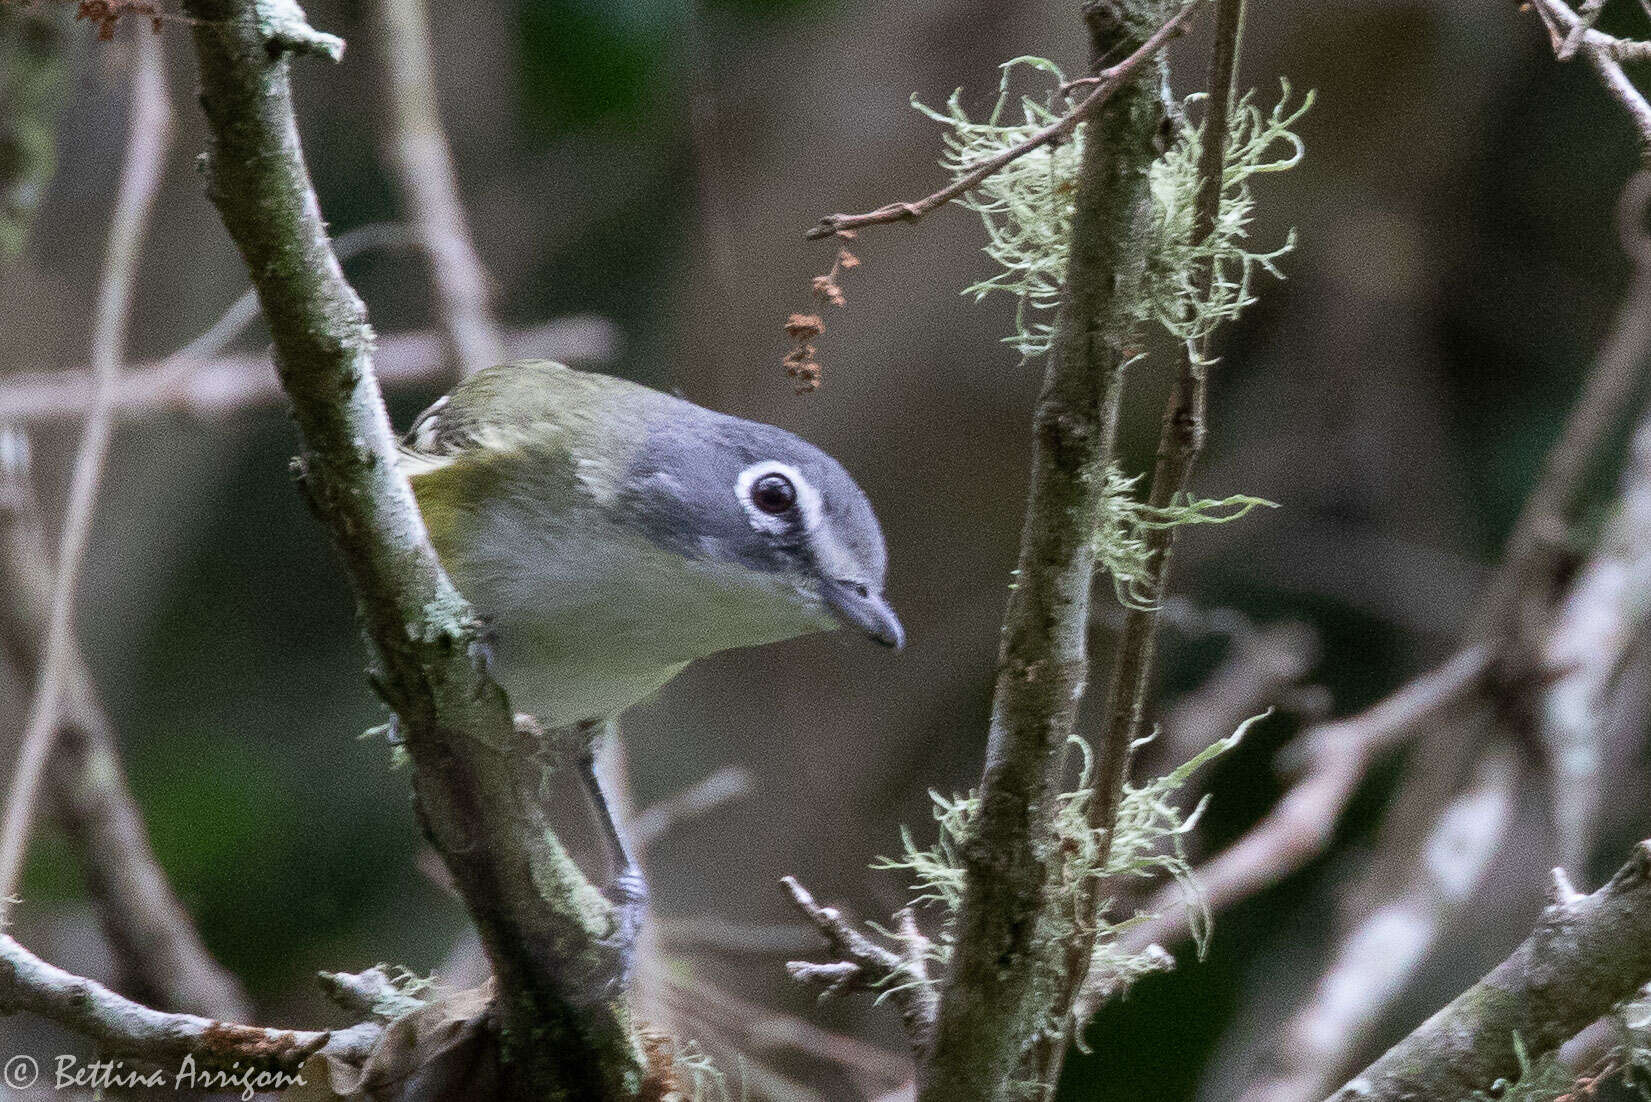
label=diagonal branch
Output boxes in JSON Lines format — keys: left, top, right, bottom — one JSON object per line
{"left": 1322, "top": 845, "right": 1651, "bottom": 1102}
{"left": 177, "top": 3, "right": 644, "bottom": 1097}
{"left": 804, "top": 0, "right": 1204, "bottom": 240}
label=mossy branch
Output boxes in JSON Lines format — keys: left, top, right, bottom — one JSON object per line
{"left": 177, "top": 3, "right": 643, "bottom": 1097}
{"left": 1079, "top": 0, "right": 1245, "bottom": 989}
{"left": 914, "top": 3, "right": 1175, "bottom": 1098}
{"left": 1325, "top": 846, "right": 1651, "bottom": 1102}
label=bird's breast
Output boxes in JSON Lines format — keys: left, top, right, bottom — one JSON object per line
{"left": 440, "top": 499, "right": 832, "bottom": 725}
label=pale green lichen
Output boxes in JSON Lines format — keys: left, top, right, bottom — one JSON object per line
{"left": 873, "top": 714, "right": 1265, "bottom": 1006}
{"left": 916, "top": 61, "right": 1301, "bottom": 607}
{"left": 1092, "top": 463, "right": 1275, "bottom": 609}
{"left": 914, "top": 58, "right": 1310, "bottom": 363}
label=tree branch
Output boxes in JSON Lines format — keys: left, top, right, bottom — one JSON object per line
{"left": 1322, "top": 844, "right": 1651, "bottom": 1102}
{"left": 1531, "top": 0, "right": 1651, "bottom": 152}
{"left": 915, "top": 3, "right": 1173, "bottom": 1096}
{"left": 370, "top": 0, "right": 506, "bottom": 374}
{"left": 0, "top": 934, "right": 380, "bottom": 1073}
{"left": 803, "top": 0, "right": 1204, "bottom": 240}
{"left": 178, "top": 3, "right": 644, "bottom": 1096}
{"left": 0, "top": 318, "right": 619, "bottom": 424}
{"left": 1234, "top": 171, "right": 1651, "bottom": 1102}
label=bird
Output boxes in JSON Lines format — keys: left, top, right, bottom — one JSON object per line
{"left": 396, "top": 360, "right": 903, "bottom": 959}
{"left": 398, "top": 359, "right": 903, "bottom": 731}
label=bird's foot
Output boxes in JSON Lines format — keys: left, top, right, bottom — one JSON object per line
{"left": 597, "top": 866, "right": 650, "bottom": 989}
{"left": 467, "top": 618, "right": 498, "bottom": 686}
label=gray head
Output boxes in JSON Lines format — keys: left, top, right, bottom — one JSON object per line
{"left": 618, "top": 405, "right": 904, "bottom": 649}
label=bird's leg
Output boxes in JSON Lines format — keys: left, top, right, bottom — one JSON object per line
{"left": 575, "top": 719, "right": 648, "bottom": 982}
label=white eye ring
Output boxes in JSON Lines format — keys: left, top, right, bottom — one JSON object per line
{"left": 736, "top": 461, "right": 821, "bottom": 536}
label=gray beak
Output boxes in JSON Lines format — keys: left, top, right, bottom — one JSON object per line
{"left": 822, "top": 578, "right": 905, "bottom": 650}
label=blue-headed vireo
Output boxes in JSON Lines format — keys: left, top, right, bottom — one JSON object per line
{"left": 398, "top": 360, "right": 903, "bottom": 731}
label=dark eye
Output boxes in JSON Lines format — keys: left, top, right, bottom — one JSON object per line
{"left": 750, "top": 472, "right": 797, "bottom": 514}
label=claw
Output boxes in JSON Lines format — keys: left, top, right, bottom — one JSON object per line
{"left": 468, "top": 620, "right": 498, "bottom": 692}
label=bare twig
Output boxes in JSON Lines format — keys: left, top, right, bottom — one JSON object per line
{"left": 0, "top": 934, "right": 380, "bottom": 1073}
{"left": 1558, "top": 0, "right": 1606, "bottom": 61}
{"left": 370, "top": 0, "right": 506, "bottom": 374}
{"left": 0, "top": 318, "right": 620, "bottom": 424}
{"left": 629, "top": 764, "right": 756, "bottom": 850}
{"left": 1322, "top": 842, "right": 1651, "bottom": 1102}
{"left": 0, "top": 27, "right": 171, "bottom": 919}
{"left": 780, "top": 876, "right": 939, "bottom": 1057}
{"left": 803, "top": 0, "right": 1203, "bottom": 240}
{"left": 1532, "top": 0, "right": 1651, "bottom": 151}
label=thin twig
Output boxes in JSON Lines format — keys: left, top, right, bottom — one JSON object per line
{"left": 0, "top": 318, "right": 620, "bottom": 424}
{"left": 370, "top": 0, "right": 506, "bottom": 374}
{"left": 780, "top": 876, "right": 938, "bottom": 1057}
{"left": 803, "top": 0, "right": 1204, "bottom": 240}
{"left": 629, "top": 764, "right": 756, "bottom": 850}
{"left": 1532, "top": 0, "right": 1651, "bottom": 150}
{"left": 0, "top": 934, "right": 380, "bottom": 1072}
{"left": 0, "top": 27, "right": 170, "bottom": 918}
{"left": 1073, "top": 0, "right": 1246, "bottom": 1017}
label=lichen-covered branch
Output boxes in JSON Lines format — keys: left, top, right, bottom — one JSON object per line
{"left": 178, "top": 3, "right": 643, "bottom": 1096}
{"left": 1323, "top": 845, "right": 1651, "bottom": 1102}
{"left": 0, "top": 934, "right": 380, "bottom": 1073}
{"left": 915, "top": 4, "right": 1174, "bottom": 1098}
{"left": 1073, "top": 0, "right": 1245, "bottom": 1019}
